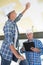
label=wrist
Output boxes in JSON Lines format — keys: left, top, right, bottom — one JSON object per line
{"left": 25, "top": 8, "right": 28, "bottom": 11}
{"left": 17, "top": 55, "right": 21, "bottom": 59}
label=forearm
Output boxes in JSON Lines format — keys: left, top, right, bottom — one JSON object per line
{"left": 34, "top": 48, "right": 40, "bottom": 52}
{"left": 21, "top": 2, "right": 30, "bottom": 15}
{"left": 21, "top": 8, "right": 27, "bottom": 15}
{"left": 31, "top": 47, "right": 41, "bottom": 52}
{"left": 14, "top": 2, "right": 30, "bottom": 22}
{"left": 9, "top": 45, "right": 20, "bottom": 59}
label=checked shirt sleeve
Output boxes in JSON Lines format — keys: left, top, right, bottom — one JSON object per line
{"left": 14, "top": 13, "right": 23, "bottom": 22}
{"left": 4, "top": 23, "right": 15, "bottom": 46}
{"left": 37, "top": 40, "right": 43, "bottom": 54}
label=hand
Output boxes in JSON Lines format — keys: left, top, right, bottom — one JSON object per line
{"left": 21, "top": 2, "right": 30, "bottom": 15}
{"left": 21, "top": 47, "right": 25, "bottom": 51}
{"left": 18, "top": 55, "right": 24, "bottom": 60}
{"left": 25, "top": 2, "right": 30, "bottom": 10}
{"left": 30, "top": 47, "right": 40, "bottom": 53}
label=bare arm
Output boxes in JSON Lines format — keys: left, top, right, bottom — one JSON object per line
{"left": 9, "top": 45, "right": 24, "bottom": 60}
{"left": 30, "top": 47, "right": 40, "bottom": 53}
{"left": 9, "top": 45, "right": 20, "bottom": 58}
{"left": 21, "top": 2, "right": 30, "bottom": 15}
{"left": 14, "top": 2, "right": 30, "bottom": 22}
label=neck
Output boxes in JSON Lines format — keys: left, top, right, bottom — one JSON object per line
{"left": 28, "top": 38, "right": 33, "bottom": 41}
{"left": 9, "top": 18, "right": 14, "bottom": 22}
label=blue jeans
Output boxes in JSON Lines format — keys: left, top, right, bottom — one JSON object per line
{"left": 19, "top": 59, "right": 29, "bottom": 65}
{"left": 1, "top": 57, "right": 29, "bottom": 65}
{"left": 1, "top": 57, "right": 28, "bottom": 65}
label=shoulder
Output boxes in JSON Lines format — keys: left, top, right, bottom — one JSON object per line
{"left": 34, "top": 39, "right": 42, "bottom": 43}
{"left": 3, "top": 21, "right": 14, "bottom": 32}
{"left": 4, "top": 20, "right": 13, "bottom": 28}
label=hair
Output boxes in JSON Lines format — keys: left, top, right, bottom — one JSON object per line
{"left": 7, "top": 13, "right": 11, "bottom": 19}
{"left": 7, "top": 10, "right": 15, "bottom": 19}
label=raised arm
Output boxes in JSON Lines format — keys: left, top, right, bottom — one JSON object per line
{"left": 15, "top": 2, "right": 30, "bottom": 22}
{"left": 21, "top": 2, "right": 30, "bottom": 15}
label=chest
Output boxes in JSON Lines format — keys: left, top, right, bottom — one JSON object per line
{"left": 12, "top": 24, "right": 19, "bottom": 36}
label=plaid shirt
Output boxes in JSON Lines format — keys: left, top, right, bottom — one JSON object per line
{"left": 25, "top": 39, "right": 43, "bottom": 65}
{"left": 0, "top": 13, "right": 23, "bottom": 61}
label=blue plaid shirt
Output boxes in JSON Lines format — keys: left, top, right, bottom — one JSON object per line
{"left": 0, "top": 13, "right": 23, "bottom": 61}
{"left": 24, "top": 39, "right": 43, "bottom": 65}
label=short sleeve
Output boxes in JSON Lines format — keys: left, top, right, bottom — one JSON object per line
{"left": 37, "top": 40, "right": 43, "bottom": 54}
{"left": 14, "top": 13, "right": 23, "bottom": 22}
{"left": 38, "top": 40, "right": 43, "bottom": 49}
{"left": 4, "top": 23, "right": 14, "bottom": 46}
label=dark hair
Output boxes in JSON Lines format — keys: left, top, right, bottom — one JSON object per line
{"left": 7, "top": 10, "right": 15, "bottom": 19}
{"left": 7, "top": 13, "right": 11, "bottom": 19}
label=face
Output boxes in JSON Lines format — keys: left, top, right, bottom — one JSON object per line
{"left": 10, "top": 10, "right": 17, "bottom": 21}
{"left": 27, "top": 33, "right": 33, "bottom": 40}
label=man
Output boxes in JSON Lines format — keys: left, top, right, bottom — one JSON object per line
{"left": 21, "top": 28, "right": 43, "bottom": 65}
{"left": 0, "top": 2, "right": 30, "bottom": 65}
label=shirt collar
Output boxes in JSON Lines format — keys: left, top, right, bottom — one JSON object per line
{"left": 28, "top": 38, "right": 34, "bottom": 42}
{"left": 8, "top": 19, "right": 16, "bottom": 24}
{"left": 8, "top": 19, "right": 14, "bottom": 22}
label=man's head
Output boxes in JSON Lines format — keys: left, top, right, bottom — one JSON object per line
{"left": 7, "top": 10, "right": 17, "bottom": 21}
{"left": 26, "top": 28, "right": 33, "bottom": 40}
{"left": 2, "top": 3, "right": 16, "bottom": 21}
